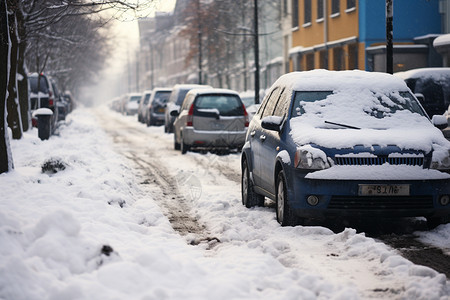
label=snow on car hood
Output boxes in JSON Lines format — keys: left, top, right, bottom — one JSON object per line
{"left": 289, "top": 84, "right": 450, "bottom": 152}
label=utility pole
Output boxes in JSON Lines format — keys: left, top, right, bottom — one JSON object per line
{"left": 254, "top": 0, "right": 260, "bottom": 104}
{"left": 386, "top": 0, "right": 393, "bottom": 74}
{"left": 197, "top": 0, "right": 203, "bottom": 84}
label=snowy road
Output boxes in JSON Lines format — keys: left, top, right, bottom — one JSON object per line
{"left": 94, "top": 107, "right": 450, "bottom": 299}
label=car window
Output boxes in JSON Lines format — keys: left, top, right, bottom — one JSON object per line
{"left": 176, "top": 89, "right": 190, "bottom": 105}
{"left": 261, "top": 87, "right": 283, "bottom": 118}
{"left": 130, "top": 96, "right": 141, "bottom": 103}
{"left": 154, "top": 91, "right": 170, "bottom": 104}
{"left": 29, "top": 76, "right": 49, "bottom": 94}
{"left": 194, "top": 94, "right": 244, "bottom": 116}
{"left": 273, "top": 89, "right": 289, "bottom": 118}
{"left": 143, "top": 93, "right": 151, "bottom": 104}
{"left": 292, "top": 90, "right": 425, "bottom": 119}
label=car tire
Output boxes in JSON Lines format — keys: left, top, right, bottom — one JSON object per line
{"left": 181, "top": 135, "right": 189, "bottom": 154}
{"left": 241, "top": 159, "right": 265, "bottom": 208}
{"left": 174, "top": 133, "right": 181, "bottom": 150}
{"left": 276, "top": 170, "right": 297, "bottom": 226}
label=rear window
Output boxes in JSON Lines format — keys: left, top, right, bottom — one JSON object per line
{"left": 29, "top": 76, "right": 49, "bottom": 94}
{"left": 130, "top": 96, "right": 141, "bottom": 102}
{"left": 153, "top": 91, "right": 171, "bottom": 104}
{"left": 194, "top": 94, "right": 244, "bottom": 116}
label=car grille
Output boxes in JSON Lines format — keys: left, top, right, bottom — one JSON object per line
{"left": 328, "top": 196, "right": 433, "bottom": 210}
{"left": 334, "top": 156, "right": 424, "bottom": 167}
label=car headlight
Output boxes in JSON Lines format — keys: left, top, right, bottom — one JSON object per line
{"left": 430, "top": 147, "right": 450, "bottom": 170}
{"left": 294, "top": 145, "right": 331, "bottom": 170}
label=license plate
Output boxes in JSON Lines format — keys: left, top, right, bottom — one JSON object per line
{"left": 358, "top": 184, "right": 410, "bottom": 196}
{"left": 157, "top": 108, "right": 165, "bottom": 113}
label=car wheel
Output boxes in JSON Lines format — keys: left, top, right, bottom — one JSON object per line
{"left": 276, "top": 170, "right": 297, "bottom": 226}
{"left": 242, "top": 159, "right": 264, "bottom": 208}
{"left": 181, "top": 135, "right": 189, "bottom": 154}
{"left": 174, "top": 132, "right": 181, "bottom": 150}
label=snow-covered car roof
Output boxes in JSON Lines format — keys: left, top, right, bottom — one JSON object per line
{"left": 187, "top": 88, "right": 240, "bottom": 96}
{"left": 394, "top": 67, "right": 450, "bottom": 80}
{"left": 273, "top": 69, "right": 408, "bottom": 92}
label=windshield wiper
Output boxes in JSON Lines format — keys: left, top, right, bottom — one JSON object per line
{"left": 324, "top": 121, "right": 360, "bottom": 130}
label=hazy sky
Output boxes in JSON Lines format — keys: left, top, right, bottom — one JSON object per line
{"left": 81, "top": 0, "right": 176, "bottom": 105}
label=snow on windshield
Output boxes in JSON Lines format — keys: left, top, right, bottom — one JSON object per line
{"left": 280, "top": 70, "right": 450, "bottom": 150}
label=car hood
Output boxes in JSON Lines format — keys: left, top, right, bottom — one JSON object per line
{"left": 290, "top": 120, "right": 450, "bottom": 153}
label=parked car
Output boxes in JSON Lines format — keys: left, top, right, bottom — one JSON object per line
{"left": 138, "top": 90, "right": 152, "bottom": 123}
{"left": 28, "top": 73, "right": 59, "bottom": 137}
{"left": 122, "top": 93, "right": 141, "bottom": 115}
{"left": 240, "top": 91, "right": 261, "bottom": 121}
{"left": 172, "top": 88, "right": 248, "bottom": 154}
{"left": 164, "top": 84, "right": 211, "bottom": 133}
{"left": 146, "top": 88, "right": 171, "bottom": 126}
{"left": 241, "top": 70, "right": 450, "bottom": 228}
{"left": 395, "top": 68, "right": 450, "bottom": 117}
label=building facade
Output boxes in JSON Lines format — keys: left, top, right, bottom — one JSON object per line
{"left": 288, "top": 0, "right": 443, "bottom": 73}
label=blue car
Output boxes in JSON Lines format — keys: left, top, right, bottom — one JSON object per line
{"left": 241, "top": 70, "right": 450, "bottom": 228}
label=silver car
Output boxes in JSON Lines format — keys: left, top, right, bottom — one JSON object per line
{"left": 172, "top": 88, "right": 248, "bottom": 154}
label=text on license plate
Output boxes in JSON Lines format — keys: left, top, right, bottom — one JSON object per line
{"left": 358, "top": 184, "right": 410, "bottom": 196}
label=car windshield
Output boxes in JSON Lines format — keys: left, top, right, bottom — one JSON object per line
{"left": 130, "top": 96, "right": 141, "bottom": 102}
{"left": 154, "top": 91, "right": 170, "bottom": 104}
{"left": 241, "top": 97, "right": 254, "bottom": 108}
{"left": 29, "top": 76, "right": 49, "bottom": 94}
{"left": 291, "top": 90, "right": 427, "bottom": 129}
{"left": 195, "top": 94, "right": 244, "bottom": 116}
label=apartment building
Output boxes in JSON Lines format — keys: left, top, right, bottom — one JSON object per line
{"left": 288, "top": 0, "right": 442, "bottom": 72}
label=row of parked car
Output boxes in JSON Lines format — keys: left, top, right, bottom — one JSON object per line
{"left": 29, "top": 73, "right": 76, "bottom": 140}
{"left": 110, "top": 84, "right": 260, "bottom": 154}
{"left": 111, "top": 68, "right": 450, "bottom": 229}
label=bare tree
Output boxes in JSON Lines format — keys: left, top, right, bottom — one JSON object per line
{"left": 0, "top": 0, "right": 155, "bottom": 174}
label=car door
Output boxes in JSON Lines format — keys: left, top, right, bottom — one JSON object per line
{"left": 250, "top": 87, "right": 282, "bottom": 192}
{"left": 258, "top": 88, "right": 289, "bottom": 195}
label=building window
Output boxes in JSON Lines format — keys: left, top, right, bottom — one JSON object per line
{"left": 304, "top": 0, "right": 311, "bottom": 24}
{"left": 347, "top": 0, "right": 356, "bottom": 10}
{"left": 333, "top": 47, "right": 345, "bottom": 70}
{"left": 331, "top": 0, "right": 340, "bottom": 15}
{"left": 292, "top": 0, "right": 299, "bottom": 28}
{"left": 306, "top": 53, "right": 315, "bottom": 70}
{"left": 319, "top": 50, "right": 328, "bottom": 69}
{"left": 317, "top": 0, "right": 324, "bottom": 20}
{"left": 348, "top": 43, "right": 358, "bottom": 69}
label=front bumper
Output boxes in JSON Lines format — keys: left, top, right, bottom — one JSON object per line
{"left": 285, "top": 167, "right": 450, "bottom": 220}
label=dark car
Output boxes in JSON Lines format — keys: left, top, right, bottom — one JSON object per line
{"left": 241, "top": 70, "right": 450, "bottom": 228}
{"left": 138, "top": 90, "right": 152, "bottom": 123}
{"left": 164, "top": 84, "right": 212, "bottom": 133}
{"left": 146, "top": 88, "right": 171, "bottom": 126}
{"left": 395, "top": 68, "right": 450, "bottom": 117}
{"left": 29, "top": 73, "right": 59, "bottom": 137}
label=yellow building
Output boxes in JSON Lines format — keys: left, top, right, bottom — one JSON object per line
{"left": 290, "top": 0, "right": 363, "bottom": 71}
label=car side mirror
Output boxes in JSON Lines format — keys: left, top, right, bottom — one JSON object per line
{"left": 261, "top": 116, "right": 283, "bottom": 132}
{"left": 432, "top": 115, "right": 448, "bottom": 130}
{"left": 170, "top": 110, "right": 179, "bottom": 117}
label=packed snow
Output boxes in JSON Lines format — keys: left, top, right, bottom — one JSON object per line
{"left": 0, "top": 107, "right": 449, "bottom": 299}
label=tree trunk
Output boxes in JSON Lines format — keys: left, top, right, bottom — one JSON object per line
{"left": 16, "top": 4, "right": 29, "bottom": 132}
{"left": 0, "top": 0, "right": 13, "bottom": 173}
{"left": 6, "top": 2, "right": 23, "bottom": 139}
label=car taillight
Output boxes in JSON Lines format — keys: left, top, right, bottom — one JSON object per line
{"left": 187, "top": 103, "right": 194, "bottom": 126}
{"left": 243, "top": 104, "right": 249, "bottom": 127}
{"left": 49, "top": 91, "right": 54, "bottom": 106}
